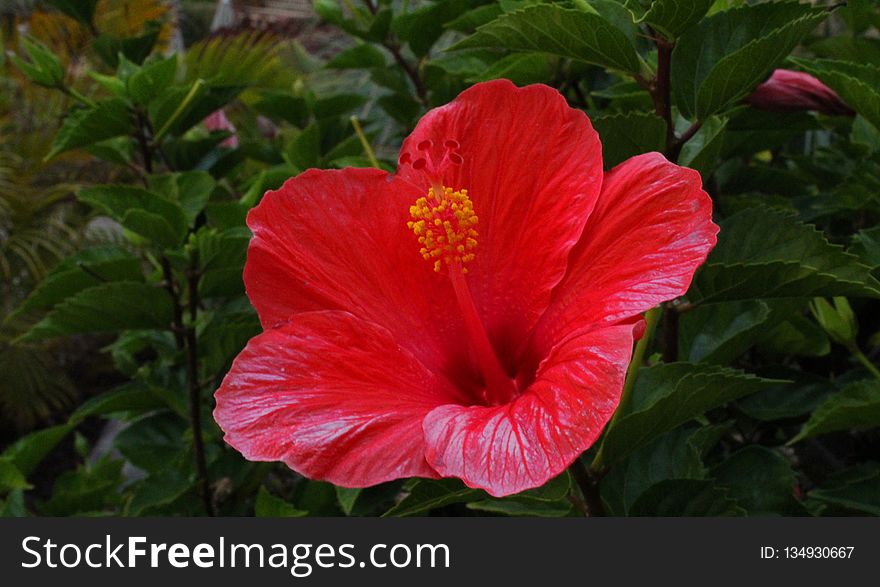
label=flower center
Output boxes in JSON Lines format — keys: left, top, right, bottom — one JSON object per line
{"left": 402, "top": 139, "right": 517, "bottom": 406}
{"left": 407, "top": 186, "right": 478, "bottom": 273}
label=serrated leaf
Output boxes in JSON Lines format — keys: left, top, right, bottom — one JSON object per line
{"left": 1, "top": 424, "right": 74, "bottom": 476}
{"left": 712, "top": 446, "right": 798, "bottom": 515}
{"left": 597, "top": 363, "right": 781, "bottom": 465}
{"left": 384, "top": 479, "right": 483, "bottom": 517}
{"left": 45, "top": 0, "right": 99, "bottom": 26}
{"left": 0, "top": 459, "right": 31, "bottom": 492}
{"left": 808, "top": 464, "right": 880, "bottom": 516}
{"left": 790, "top": 380, "right": 880, "bottom": 444}
{"left": 393, "top": 0, "right": 483, "bottom": 57}
{"left": 78, "top": 185, "right": 188, "bottom": 247}
{"left": 13, "top": 246, "right": 143, "bottom": 317}
{"left": 255, "top": 487, "right": 309, "bottom": 517}
{"left": 677, "top": 115, "right": 726, "bottom": 177}
{"left": 790, "top": 58, "right": 880, "bottom": 130}
{"left": 601, "top": 424, "right": 725, "bottom": 515}
{"left": 127, "top": 55, "right": 178, "bottom": 106}
{"left": 679, "top": 299, "right": 808, "bottom": 363}
{"left": 592, "top": 111, "right": 667, "bottom": 168}
{"left": 466, "top": 498, "right": 571, "bottom": 517}
{"left": 47, "top": 99, "right": 133, "bottom": 159}
{"left": 69, "top": 381, "right": 165, "bottom": 425}
{"left": 9, "top": 37, "right": 65, "bottom": 89}
{"left": 467, "top": 52, "right": 553, "bottom": 85}
{"left": 326, "top": 44, "right": 387, "bottom": 69}
{"left": 690, "top": 206, "right": 880, "bottom": 304}
{"left": 148, "top": 171, "right": 215, "bottom": 225}
{"left": 336, "top": 487, "right": 362, "bottom": 516}
{"left": 636, "top": 0, "right": 713, "bottom": 40}
{"left": 115, "top": 413, "right": 187, "bottom": 473}
{"left": 737, "top": 370, "right": 835, "bottom": 422}
{"left": 452, "top": 4, "right": 643, "bottom": 75}
{"left": 672, "top": 2, "right": 828, "bottom": 119}
{"left": 127, "top": 468, "right": 191, "bottom": 516}
{"left": 628, "top": 479, "right": 745, "bottom": 516}
{"left": 20, "top": 282, "right": 173, "bottom": 341}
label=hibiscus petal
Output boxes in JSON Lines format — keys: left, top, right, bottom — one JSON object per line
{"left": 422, "top": 323, "right": 635, "bottom": 497}
{"left": 533, "top": 152, "right": 718, "bottom": 352}
{"left": 244, "top": 167, "right": 470, "bottom": 380}
{"left": 214, "top": 311, "right": 461, "bottom": 487}
{"left": 397, "top": 80, "right": 603, "bottom": 367}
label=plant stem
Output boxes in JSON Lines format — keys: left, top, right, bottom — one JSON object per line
{"left": 350, "top": 116, "right": 381, "bottom": 169}
{"left": 850, "top": 345, "right": 880, "bottom": 380}
{"left": 185, "top": 259, "right": 214, "bottom": 516}
{"left": 569, "top": 458, "right": 605, "bottom": 517}
{"left": 592, "top": 307, "right": 661, "bottom": 470}
{"left": 161, "top": 257, "right": 184, "bottom": 349}
{"left": 615, "top": 307, "right": 660, "bottom": 422}
{"left": 134, "top": 109, "right": 154, "bottom": 175}
{"left": 662, "top": 304, "right": 679, "bottom": 363}
{"left": 162, "top": 255, "right": 213, "bottom": 515}
{"left": 653, "top": 38, "right": 675, "bottom": 152}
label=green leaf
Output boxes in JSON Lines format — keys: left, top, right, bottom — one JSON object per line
{"left": 39, "top": 457, "right": 124, "bottom": 515}
{"left": 285, "top": 124, "right": 321, "bottom": 170}
{"left": 466, "top": 498, "right": 571, "bottom": 517}
{"left": 628, "top": 479, "right": 744, "bottom": 516}
{"left": 326, "top": 44, "right": 387, "bottom": 69}
{"left": 9, "top": 36, "right": 65, "bottom": 89}
{"left": 1, "top": 423, "right": 74, "bottom": 476}
{"left": 127, "top": 55, "right": 178, "bottom": 106}
{"left": 790, "top": 58, "right": 880, "bottom": 131}
{"left": 601, "top": 424, "right": 726, "bottom": 515}
{"left": 127, "top": 468, "right": 191, "bottom": 516}
{"left": 737, "top": 371, "right": 835, "bottom": 422}
{"left": 808, "top": 464, "right": 880, "bottom": 516}
{"left": 452, "top": 4, "right": 644, "bottom": 75}
{"left": 20, "top": 282, "right": 173, "bottom": 341}
{"left": 393, "top": 0, "right": 482, "bottom": 57}
{"left": 47, "top": 99, "right": 133, "bottom": 159}
{"left": 592, "top": 111, "right": 667, "bottom": 169}
{"left": 115, "top": 413, "right": 187, "bottom": 473}
{"left": 635, "top": 0, "right": 713, "bottom": 40}
{"left": 689, "top": 206, "right": 880, "bottom": 304}
{"left": 0, "top": 459, "right": 31, "bottom": 492}
{"left": 672, "top": 2, "right": 828, "bottom": 119}
{"left": 384, "top": 479, "right": 483, "bottom": 517}
{"left": 711, "top": 446, "right": 798, "bottom": 515}
{"left": 756, "top": 313, "right": 832, "bottom": 358}
{"left": 13, "top": 246, "right": 143, "bottom": 317}
{"left": 45, "top": 0, "right": 98, "bottom": 26}
{"left": 677, "top": 115, "right": 727, "bottom": 177}
{"left": 78, "top": 185, "right": 188, "bottom": 247}
{"left": 467, "top": 52, "right": 554, "bottom": 85}
{"left": 336, "top": 487, "right": 362, "bottom": 516}
{"left": 255, "top": 487, "right": 309, "bottom": 517}
{"left": 148, "top": 172, "right": 216, "bottom": 226}
{"left": 790, "top": 380, "right": 880, "bottom": 444}
{"left": 679, "top": 299, "right": 809, "bottom": 364}
{"left": 598, "top": 363, "right": 781, "bottom": 465}
{"left": 69, "top": 381, "right": 165, "bottom": 425}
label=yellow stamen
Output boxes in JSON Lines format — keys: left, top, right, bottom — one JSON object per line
{"left": 407, "top": 186, "right": 478, "bottom": 272}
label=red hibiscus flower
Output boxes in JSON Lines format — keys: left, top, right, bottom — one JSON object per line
{"left": 213, "top": 80, "right": 718, "bottom": 497}
{"left": 746, "top": 69, "right": 853, "bottom": 116}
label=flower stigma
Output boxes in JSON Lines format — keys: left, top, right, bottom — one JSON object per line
{"left": 407, "top": 186, "right": 478, "bottom": 273}
{"left": 401, "top": 139, "right": 517, "bottom": 406}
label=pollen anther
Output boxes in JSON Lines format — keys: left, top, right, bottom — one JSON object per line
{"left": 408, "top": 186, "right": 478, "bottom": 272}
